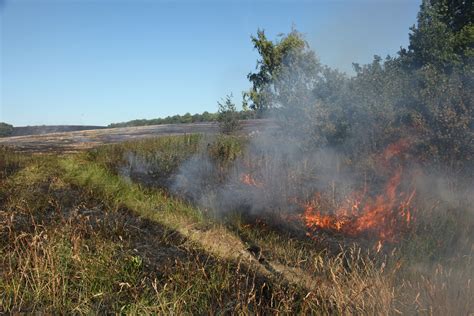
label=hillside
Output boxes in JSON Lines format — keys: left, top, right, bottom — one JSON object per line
{"left": 0, "top": 120, "right": 273, "bottom": 153}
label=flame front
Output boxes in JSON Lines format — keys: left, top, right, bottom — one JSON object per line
{"left": 303, "top": 169, "right": 415, "bottom": 243}
{"left": 303, "top": 140, "right": 416, "bottom": 245}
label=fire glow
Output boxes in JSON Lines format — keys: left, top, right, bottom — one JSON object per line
{"left": 303, "top": 168, "right": 416, "bottom": 243}
{"left": 237, "top": 140, "right": 417, "bottom": 247}
{"left": 303, "top": 140, "right": 416, "bottom": 245}
{"left": 240, "top": 173, "right": 264, "bottom": 188}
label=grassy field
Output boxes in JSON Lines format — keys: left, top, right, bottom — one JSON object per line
{"left": 0, "top": 135, "right": 472, "bottom": 314}
{"left": 0, "top": 119, "right": 272, "bottom": 153}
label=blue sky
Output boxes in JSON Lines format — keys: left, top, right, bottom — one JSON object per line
{"left": 1, "top": 0, "right": 421, "bottom": 126}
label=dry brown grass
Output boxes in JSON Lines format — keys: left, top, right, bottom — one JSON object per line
{"left": 0, "top": 141, "right": 472, "bottom": 314}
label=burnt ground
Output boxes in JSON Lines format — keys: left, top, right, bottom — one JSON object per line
{"left": 0, "top": 120, "right": 274, "bottom": 153}
{"left": 11, "top": 125, "right": 106, "bottom": 137}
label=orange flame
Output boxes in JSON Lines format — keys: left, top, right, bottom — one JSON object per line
{"left": 382, "top": 139, "right": 411, "bottom": 162}
{"left": 303, "top": 169, "right": 415, "bottom": 243}
{"left": 240, "top": 173, "right": 263, "bottom": 188}
{"left": 302, "top": 140, "right": 416, "bottom": 245}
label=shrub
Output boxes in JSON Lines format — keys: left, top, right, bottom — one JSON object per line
{"left": 217, "top": 94, "right": 242, "bottom": 135}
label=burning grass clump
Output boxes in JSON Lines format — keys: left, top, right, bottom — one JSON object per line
{"left": 91, "top": 133, "right": 472, "bottom": 262}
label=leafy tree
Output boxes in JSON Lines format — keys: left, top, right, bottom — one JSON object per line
{"left": 399, "top": 0, "right": 473, "bottom": 71}
{"left": 433, "top": 0, "right": 473, "bottom": 32}
{"left": 245, "top": 29, "right": 321, "bottom": 113}
{"left": 406, "top": 66, "right": 472, "bottom": 167}
{"left": 181, "top": 112, "right": 192, "bottom": 123}
{"left": 393, "top": 0, "right": 473, "bottom": 166}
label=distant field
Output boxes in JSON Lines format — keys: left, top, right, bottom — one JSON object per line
{"left": 0, "top": 120, "right": 272, "bottom": 153}
{"left": 11, "top": 125, "right": 106, "bottom": 137}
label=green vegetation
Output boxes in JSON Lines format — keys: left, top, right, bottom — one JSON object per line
{"left": 1, "top": 137, "right": 472, "bottom": 313}
{"left": 217, "top": 94, "right": 242, "bottom": 135}
{"left": 83, "top": 134, "right": 202, "bottom": 184}
{"left": 245, "top": 1, "right": 472, "bottom": 165}
{"left": 0, "top": 123, "right": 14, "bottom": 138}
{"left": 108, "top": 110, "right": 255, "bottom": 128}
{"left": 0, "top": 151, "right": 266, "bottom": 313}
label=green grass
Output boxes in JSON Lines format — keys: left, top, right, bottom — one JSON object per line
{"left": 83, "top": 134, "right": 245, "bottom": 189}
{"left": 84, "top": 134, "right": 202, "bottom": 176}
{"left": 0, "top": 136, "right": 472, "bottom": 314}
{"left": 61, "top": 156, "right": 203, "bottom": 227}
{"left": 0, "top": 153, "right": 291, "bottom": 313}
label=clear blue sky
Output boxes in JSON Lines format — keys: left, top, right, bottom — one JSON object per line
{"left": 1, "top": 0, "right": 421, "bottom": 126}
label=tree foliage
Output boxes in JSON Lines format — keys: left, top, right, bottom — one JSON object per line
{"left": 245, "top": 29, "right": 320, "bottom": 113}
{"left": 246, "top": 0, "right": 472, "bottom": 169}
{"left": 400, "top": 0, "right": 473, "bottom": 71}
{"left": 109, "top": 110, "right": 254, "bottom": 128}
{"left": 217, "top": 94, "right": 242, "bottom": 135}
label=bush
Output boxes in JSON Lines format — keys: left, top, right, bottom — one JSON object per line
{"left": 217, "top": 94, "right": 241, "bottom": 135}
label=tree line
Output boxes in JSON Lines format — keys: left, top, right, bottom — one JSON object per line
{"left": 242, "top": 0, "right": 472, "bottom": 169}
{"left": 108, "top": 110, "right": 255, "bottom": 128}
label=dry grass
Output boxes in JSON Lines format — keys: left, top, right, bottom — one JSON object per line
{"left": 0, "top": 137, "right": 472, "bottom": 314}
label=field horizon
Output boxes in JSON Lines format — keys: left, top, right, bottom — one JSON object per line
{"left": 1, "top": 0, "right": 472, "bottom": 313}
{"left": 0, "top": 119, "right": 273, "bottom": 153}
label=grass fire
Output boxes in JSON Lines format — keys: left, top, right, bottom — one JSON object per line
{"left": 1, "top": 0, "right": 472, "bottom": 314}
{"left": 302, "top": 140, "right": 417, "bottom": 247}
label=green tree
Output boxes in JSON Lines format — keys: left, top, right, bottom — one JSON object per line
{"left": 399, "top": 0, "right": 473, "bottom": 71}
{"left": 245, "top": 29, "right": 321, "bottom": 113}
{"left": 394, "top": 0, "right": 473, "bottom": 165}
{"left": 217, "top": 94, "right": 241, "bottom": 135}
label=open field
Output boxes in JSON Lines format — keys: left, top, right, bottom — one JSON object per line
{"left": 1, "top": 134, "right": 472, "bottom": 314}
{"left": 10, "top": 125, "right": 106, "bottom": 137}
{"left": 0, "top": 120, "right": 272, "bottom": 153}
